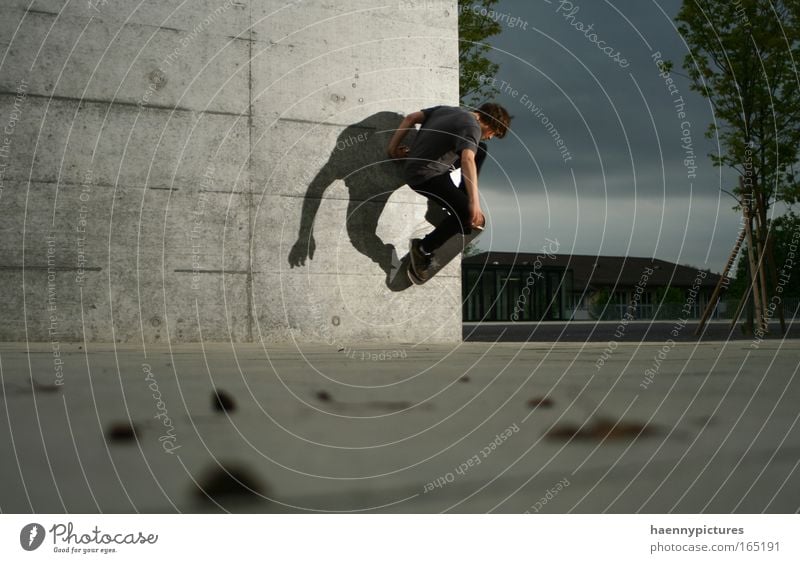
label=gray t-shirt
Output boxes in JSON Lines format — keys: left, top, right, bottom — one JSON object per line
{"left": 404, "top": 106, "right": 481, "bottom": 186}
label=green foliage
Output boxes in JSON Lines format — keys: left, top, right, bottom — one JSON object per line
{"left": 730, "top": 211, "right": 800, "bottom": 298}
{"left": 462, "top": 241, "right": 482, "bottom": 257}
{"left": 655, "top": 286, "right": 685, "bottom": 304}
{"left": 589, "top": 288, "right": 614, "bottom": 320}
{"left": 458, "top": 0, "right": 503, "bottom": 105}
{"left": 654, "top": 286, "right": 685, "bottom": 319}
{"left": 675, "top": 1, "right": 800, "bottom": 206}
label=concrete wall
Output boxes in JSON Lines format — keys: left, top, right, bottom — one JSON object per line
{"left": 0, "top": 0, "right": 463, "bottom": 343}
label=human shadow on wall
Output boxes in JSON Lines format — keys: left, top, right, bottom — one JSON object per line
{"left": 287, "top": 111, "right": 486, "bottom": 292}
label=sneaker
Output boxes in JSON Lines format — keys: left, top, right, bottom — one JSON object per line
{"left": 408, "top": 238, "right": 433, "bottom": 284}
{"left": 407, "top": 265, "right": 423, "bottom": 285}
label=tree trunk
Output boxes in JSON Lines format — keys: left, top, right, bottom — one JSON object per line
{"left": 743, "top": 196, "right": 765, "bottom": 333}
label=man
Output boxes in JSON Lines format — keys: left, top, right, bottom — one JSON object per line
{"left": 387, "top": 103, "right": 511, "bottom": 284}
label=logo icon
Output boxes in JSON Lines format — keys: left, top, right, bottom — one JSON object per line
{"left": 20, "top": 523, "right": 45, "bottom": 551}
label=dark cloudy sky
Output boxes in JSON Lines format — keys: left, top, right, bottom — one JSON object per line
{"left": 473, "top": 0, "right": 773, "bottom": 272}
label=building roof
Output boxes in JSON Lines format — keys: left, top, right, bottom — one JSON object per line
{"left": 463, "top": 252, "right": 722, "bottom": 290}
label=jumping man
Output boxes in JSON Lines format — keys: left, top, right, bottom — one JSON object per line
{"left": 387, "top": 103, "right": 511, "bottom": 284}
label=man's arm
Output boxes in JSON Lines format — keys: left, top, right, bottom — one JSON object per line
{"left": 387, "top": 110, "right": 426, "bottom": 159}
{"left": 460, "top": 148, "right": 484, "bottom": 228}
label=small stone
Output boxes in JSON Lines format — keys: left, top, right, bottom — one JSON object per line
{"left": 31, "top": 378, "right": 60, "bottom": 393}
{"left": 526, "top": 396, "right": 554, "bottom": 408}
{"left": 195, "top": 464, "right": 265, "bottom": 502}
{"left": 459, "top": 376, "right": 470, "bottom": 383}
{"left": 315, "top": 390, "right": 332, "bottom": 402}
{"left": 107, "top": 422, "right": 137, "bottom": 443}
{"left": 213, "top": 389, "right": 236, "bottom": 412}
{"left": 546, "top": 424, "right": 581, "bottom": 440}
{"left": 148, "top": 69, "right": 167, "bottom": 89}
{"left": 546, "top": 418, "right": 653, "bottom": 441}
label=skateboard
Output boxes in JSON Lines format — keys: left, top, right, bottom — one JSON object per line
{"left": 386, "top": 202, "right": 483, "bottom": 289}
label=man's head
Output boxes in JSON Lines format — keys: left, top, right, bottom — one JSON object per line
{"left": 474, "top": 102, "right": 512, "bottom": 140}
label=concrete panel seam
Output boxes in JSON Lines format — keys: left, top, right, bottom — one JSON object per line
{"left": 0, "top": 266, "right": 102, "bottom": 271}
{"left": 173, "top": 270, "right": 253, "bottom": 274}
{"left": 0, "top": 92, "right": 248, "bottom": 118}
{"left": 277, "top": 117, "right": 379, "bottom": 130}
{"left": 246, "top": 1, "right": 254, "bottom": 343}
{"left": 14, "top": 7, "right": 253, "bottom": 44}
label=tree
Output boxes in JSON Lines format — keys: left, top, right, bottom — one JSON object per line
{"left": 676, "top": 1, "right": 800, "bottom": 331}
{"left": 676, "top": 1, "right": 800, "bottom": 209}
{"left": 458, "top": 0, "right": 503, "bottom": 105}
{"left": 729, "top": 211, "right": 800, "bottom": 299}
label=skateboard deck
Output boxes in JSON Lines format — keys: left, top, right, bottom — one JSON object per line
{"left": 415, "top": 227, "right": 482, "bottom": 284}
{"left": 386, "top": 203, "right": 482, "bottom": 290}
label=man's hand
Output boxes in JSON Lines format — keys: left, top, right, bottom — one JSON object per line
{"left": 386, "top": 111, "right": 425, "bottom": 160}
{"left": 387, "top": 144, "right": 410, "bottom": 159}
{"left": 460, "top": 148, "right": 484, "bottom": 229}
{"left": 469, "top": 200, "right": 485, "bottom": 230}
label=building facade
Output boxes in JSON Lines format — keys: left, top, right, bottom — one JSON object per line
{"left": 463, "top": 252, "right": 723, "bottom": 322}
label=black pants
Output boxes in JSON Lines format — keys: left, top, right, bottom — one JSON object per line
{"left": 410, "top": 174, "right": 473, "bottom": 252}
{"left": 409, "top": 142, "right": 487, "bottom": 253}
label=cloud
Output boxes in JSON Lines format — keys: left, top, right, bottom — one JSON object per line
{"left": 472, "top": 0, "right": 743, "bottom": 270}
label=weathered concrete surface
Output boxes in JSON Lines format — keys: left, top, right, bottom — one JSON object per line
{"left": 0, "top": 340, "right": 797, "bottom": 513}
{"left": 0, "top": 1, "right": 462, "bottom": 343}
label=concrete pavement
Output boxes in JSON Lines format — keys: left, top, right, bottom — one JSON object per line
{"left": 1, "top": 338, "right": 798, "bottom": 513}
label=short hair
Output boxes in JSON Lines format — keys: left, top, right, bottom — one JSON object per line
{"left": 476, "top": 102, "right": 512, "bottom": 138}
